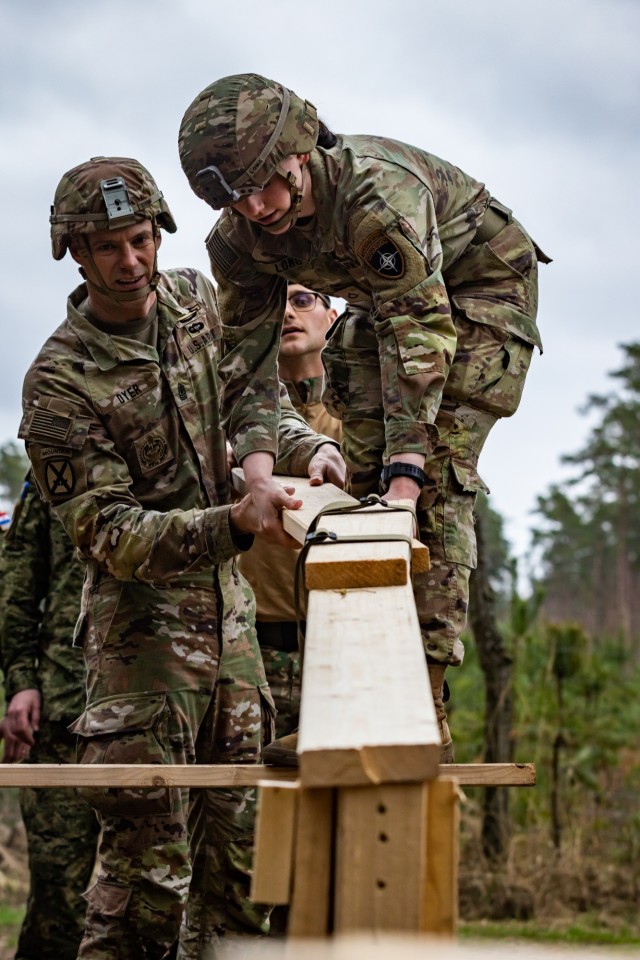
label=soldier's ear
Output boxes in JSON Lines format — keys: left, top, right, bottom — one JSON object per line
{"left": 297, "top": 153, "right": 310, "bottom": 166}
{"left": 69, "top": 241, "right": 86, "bottom": 266}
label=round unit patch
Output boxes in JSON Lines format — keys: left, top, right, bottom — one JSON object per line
{"left": 359, "top": 232, "right": 405, "bottom": 278}
{"left": 139, "top": 435, "right": 169, "bottom": 469}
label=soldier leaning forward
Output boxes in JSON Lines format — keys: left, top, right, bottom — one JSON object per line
{"left": 19, "top": 156, "right": 343, "bottom": 959}
{"left": 178, "top": 73, "right": 551, "bottom": 762}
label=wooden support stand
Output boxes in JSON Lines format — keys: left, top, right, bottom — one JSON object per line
{"left": 231, "top": 472, "right": 535, "bottom": 937}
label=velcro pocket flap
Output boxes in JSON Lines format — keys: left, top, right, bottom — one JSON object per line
{"left": 450, "top": 459, "right": 490, "bottom": 495}
{"left": 70, "top": 693, "right": 167, "bottom": 738}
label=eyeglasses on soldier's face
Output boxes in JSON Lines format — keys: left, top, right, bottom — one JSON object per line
{"left": 287, "top": 291, "right": 330, "bottom": 312}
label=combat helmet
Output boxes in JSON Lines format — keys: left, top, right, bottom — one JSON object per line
{"left": 50, "top": 156, "right": 177, "bottom": 261}
{"left": 178, "top": 74, "right": 318, "bottom": 216}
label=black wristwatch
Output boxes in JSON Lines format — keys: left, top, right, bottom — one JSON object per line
{"left": 380, "top": 462, "right": 428, "bottom": 494}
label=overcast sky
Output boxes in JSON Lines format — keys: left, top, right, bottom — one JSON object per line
{"left": 1, "top": 0, "right": 638, "bottom": 578}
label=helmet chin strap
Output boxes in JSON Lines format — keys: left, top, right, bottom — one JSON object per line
{"left": 260, "top": 163, "right": 309, "bottom": 235}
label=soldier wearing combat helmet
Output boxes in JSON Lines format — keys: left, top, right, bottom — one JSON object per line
{"left": 179, "top": 73, "right": 551, "bottom": 766}
{"left": 20, "top": 154, "right": 344, "bottom": 958}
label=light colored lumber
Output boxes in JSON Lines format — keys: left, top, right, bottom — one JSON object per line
{"left": 305, "top": 500, "right": 417, "bottom": 590}
{"left": 334, "top": 783, "right": 427, "bottom": 932}
{"left": 423, "top": 778, "right": 460, "bottom": 935}
{"left": 251, "top": 781, "right": 299, "bottom": 904}
{"left": 288, "top": 788, "right": 335, "bottom": 937}
{"left": 231, "top": 467, "right": 353, "bottom": 545}
{"left": 298, "top": 582, "right": 441, "bottom": 788}
{"left": 443, "top": 762, "right": 536, "bottom": 786}
{"left": 0, "top": 762, "right": 535, "bottom": 788}
{"left": 230, "top": 469, "right": 430, "bottom": 580}
{"left": 0, "top": 763, "right": 298, "bottom": 788}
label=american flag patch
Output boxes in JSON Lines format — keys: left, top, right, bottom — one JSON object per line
{"left": 206, "top": 229, "right": 239, "bottom": 275}
{"left": 30, "top": 409, "right": 73, "bottom": 443}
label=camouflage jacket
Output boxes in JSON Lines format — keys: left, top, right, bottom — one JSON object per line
{"left": 0, "top": 476, "right": 86, "bottom": 720}
{"left": 19, "top": 269, "right": 331, "bottom": 586}
{"left": 207, "top": 134, "right": 543, "bottom": 464}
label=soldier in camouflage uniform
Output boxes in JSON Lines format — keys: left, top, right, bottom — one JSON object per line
{"left": 19, "top": 156, "right": 344, "bottom": 959}
{"left": 238, "top": 284, "right": 342, "bottom": 754}
{"left": 178, "top": 73, "right": 550, "bottom": 763}
{"left": 0, "top": 475, "right": 100, "bottom": 960}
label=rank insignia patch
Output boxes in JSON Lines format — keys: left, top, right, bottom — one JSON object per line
{"left": 359, "top": 232, "right": 405, "bottom": 278}
{"left": 45, "top": 459, "right": 75, "bottom": 497}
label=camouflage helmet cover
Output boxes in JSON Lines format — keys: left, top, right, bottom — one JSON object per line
{"left": 178, "top": 73, "right": 319, "bottom": 209}
{"left": 50, "top": 156, "right": 177, "bottom": 260}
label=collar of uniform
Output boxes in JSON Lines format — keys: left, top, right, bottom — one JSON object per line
{"left": 66, "top": 283, "right": 161, "bottom": 371}
{"left": 154, "top": 280, "right": 198, "bottom": 352}
{"left": 307, "top": 147, "right": 340, "bottom": 255}
{"left": 284, "top": 375, "right": 324, "bottom": 407}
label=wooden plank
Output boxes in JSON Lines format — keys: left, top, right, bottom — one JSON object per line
{"left": 423, "top": 778, "right": 460, "bottom": 935}
{"left": 334, "top": 783, "right": 427, "bottom": 932}
{"left": 251, "top": 781, "right": 298, "bottom": 905}
{"left": 298, "top": 582, "right": 441, "bottom": 788}
{"left": 445, "top": 762, "right": 536, "bottom": 786}
{"left": 288, "top": 788, "right": 335, "bottom": 937}
{"left": 305, "top": 501, "right": 416, "bottom": 590}
{"left": 0, "top": 764, "right": 298, "bottom": 788}
{"left": 231, "top": 469, "right": 430, "bottom": 580}
{"left": 0, "top": 762, "right": 534, "bottom": 788}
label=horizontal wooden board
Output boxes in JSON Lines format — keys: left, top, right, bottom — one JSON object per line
{"left": 0, "top": 763, "right": 535, "bottom": 788}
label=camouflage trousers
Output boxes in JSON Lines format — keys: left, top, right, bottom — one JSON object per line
{"left": 70, "top": 561, "right": 274, "bottom": 960}
{"left": 323, "top": 221, "right": 539, "bottom": 666}
{"left": 257, "top": 635, "right": 301, "bottom": 739}
{"left": 15, "top": 719, "right": 100, "bottom": 960}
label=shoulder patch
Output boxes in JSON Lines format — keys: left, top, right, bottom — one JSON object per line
{"left": 358, "top": 232, "right": 405, "bottom": 278}
{"left": 44, "top": 458, "right": 76, "bottom": 498}
{"left": 206, "top": 227, "right": 240, "bottom": 278}
{"left": 29, "top": 408, "right": 73, "bottom": 444}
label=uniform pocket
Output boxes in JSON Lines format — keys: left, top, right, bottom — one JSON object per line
{"left": 321, "top": 314, "right": 350, "bottom": 418}
{"left": 83, "top": 879, "right": 132, "bottom": 917}
{"left": 445, "top": 319, "right": 534, "bottom": 419}
{"left": 443, "top": 460, "right": 488, "bottom": 569}
{"left": 213, "top": 682, "right": 276, "bottom": 762}
{"left": 70, "top": 692, "right": 177, "bottom": 817}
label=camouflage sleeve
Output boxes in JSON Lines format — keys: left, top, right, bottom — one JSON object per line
{"left": 20, "top": 372, "right": 241, "bottom": 585}
{"left": 274, "top": 382, "right": 339, "bottom": 476}
{"left": 206, "top": 216, "right": 287, "bottom": 464}
{"left": 345, "top": 168, "right": 458, "bottom": 457}
{"left": 0, "top": 477, "right": 50, "bottom": 698}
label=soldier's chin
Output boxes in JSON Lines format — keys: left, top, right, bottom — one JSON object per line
{"left": 260, "top": 211, "right": 293, "bottom": 235}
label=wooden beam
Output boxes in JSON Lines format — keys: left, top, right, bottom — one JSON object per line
{"left": 0, "top": 762, "right": 535, "bottom": 788}
{"left": 0, "top": 764, "right": 298, "bottom": 788}
{"left": 423, "top": 778, "right": 460, "bottom": 935}
{"left": 288, "top": 787, "right": 335, "bottom": 937}
{"left": 304, "top": 500, "right": 418, "bottom": 590}
{"left": 230, "top": 469, "right": 430, "bottom": 583}
{"left": 251, "top": 781, "right": 298, "bottom": 905}
{"left": 334, "top": 783, "right": 427, "bottom": 932}
{"left": 298, "top": 582, "right": 441, "bottom": 788}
